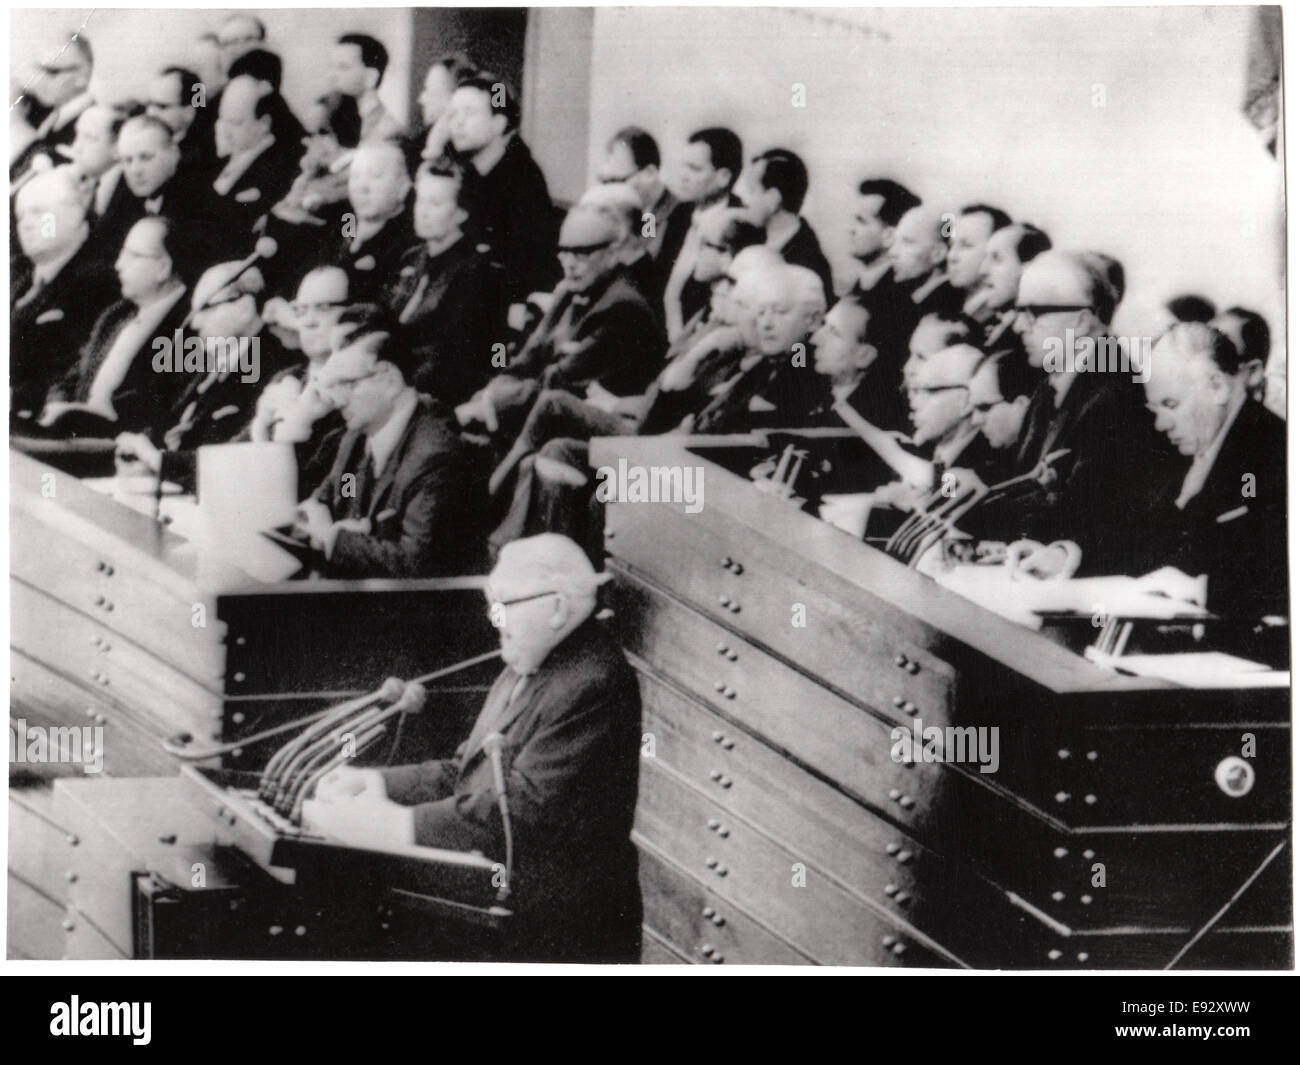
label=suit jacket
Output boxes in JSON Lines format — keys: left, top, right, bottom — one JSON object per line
{"left": 10, "top": 240, "right": 119, "bottom": 417}
{"left": 46, "top": 292, "right": 197, "bottom": 438}
{"left": 461, "top": 134, "right": 560, "bottom": 308}
{"left": 93, "top": 174, "right": 243, "bottom": 284}
{"left": 780, "top": 216, "right": 834, "bottom": 304}
{"left": 1141, "top": 400, "right": 1286, "bottom": 622}
{"left": 386, "top": 237, "right": 502, "bottom": 405}
{"left": 970, "top": 365, "right": 1182, "bottom": 576}
{"left": 312, "top": 394, "right": 486, "bottom": 577}
{"left": 210, "top": 140, "right": 302, "bottom": 236}
{"left": 331, "top": 208, "right": 418, "bottom": 304}
{"left": 379, "top": 617, "right": 642, "bottom": 962}
{"left": 508, "top": 269, "right": 665, "bottom": 398}
{"left": 805, "top": 369, "right": 911, "bottom": 436}
{"left": 11, "top": 95, "right": 91, "bottom": 180}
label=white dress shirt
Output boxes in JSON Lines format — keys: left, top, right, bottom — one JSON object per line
{"left": 84, "top": 284, "right": 187, "bottom": 416}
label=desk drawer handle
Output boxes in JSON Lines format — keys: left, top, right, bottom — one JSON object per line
{"left": 702, "top": 908, "right": 726, "bottom": 928}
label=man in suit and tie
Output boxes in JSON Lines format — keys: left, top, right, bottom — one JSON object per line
{"left": 296, "top": 318, "right": 485, "bottom": 577}
{"left": 11, "top": 167, "right": 118, "bottom": 419}
{"left": 95, "top": 115, "right": 236, "bottom": 281}
{"left": 309, "top": 532, "right": 643, "bottom": 963}
{"left": 458, "top": 202, "right": 665, "bottom": 443}
{"left": 147, "top": 66, "right": 217, "bottom": 177}
{"left": 447, "top": 74, "right": 559, "bottom": 330}
{"left": 809, "top": 297, "right": 910, "bottom": 433}
{"left": 946, "top": 204, "right": 1011, "bottom": 315}
{"left": 331, "top": 140, "right": 416, "bottom": 302}
{"left": 65, "top": 104, "right": 128, "bottom": 223}
{"left": 12, "top": 31, "right": 95, "bottom": 180}
{"left": 330, "top": 34, "right": 404, "bottom": 144}
{"left": 735, "top": 148, "right": 834, "bottom": 303}
{"left": 385, "top": 160, "right": 499, "bottom": 405}
{"left": 35, "top": 216, "right": 192, "bottom": 439}
{"left": 1141, "top": 323, "right": 1286, "bottom": 625}
{"left": 210, "top": 74, "right": 301, "bottom": 233}
{"left": 966, "top": 221, "right": 1052, "bottom": 357}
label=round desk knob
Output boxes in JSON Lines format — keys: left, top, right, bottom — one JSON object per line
{"left": 94, "top": 713, "right": 106, "bottom": 725}
{"left": 62, "top": 918, "right": 76, "bottom": 932}
{"left": 1058, "top": 749, "right": 1071, "bottom": 760}
{"left": 891, "top": 942, "right": 906, "bottom": 956}
{"left": 716, "top": 643, "right": 728, "bottom": 656}
{"left": 719, "top": 777, "right": 732, "bottom": 789}
{"left": 712, "top": 730, "right": 724, "bottom": 743}
{"left": 1047, "top": 949, "right": 1063, "bottom": 961}
{"left": 707, "top": 818, "right": 721, "bottom": 831}
{"left": 1051, "top": 891, "right": 1065, "bottom": 902}
{"left": 728, "top": 603, "right": 741, "bottom": 614}
{"left": 1055, "top": 791, "right": 1070, "bottom": 804}
{"left": 1080, "top": 895, "right": 1093, "bottom": 905}
{"left": 104, "top": 565, "right": 114, "bottom": 577}
{"left": 726, "top": 650, "right": 738, "bottom": 662}
{"left": 886, "top": 842, "right": 901, "bottom": 855}
{"left": 711, "top": 913, "right": 725, "bottom": 927}
{"left": 94, "top": 595, "right": 105, "bottom": 607}
{"left": 268, "top": 925, "right": 284, "bottom": 936}
{"left": 731, "top": 563, "right": 744, "bottom": 576}
{"left": 233, "top": 672, "right": 246, "bottom": 683}
{"left": 1082, "top": 849, "right": 1095, "bottom": 860}
{"left": 158, "top": 833, "right": 177, "bottom": 845}
{"left": 711, "top": 953, "right": 724, "bottom": 964}
{"left": 715, "top": 865, "right": 728, "bottom": 877}
{"left": 706, "top": 857, "right": 718, "bottom": 870}
{"left": 881, "top": 935, "right": 897, "bottom": 948}
{"left": 1084, "top": 794, "right": 1097, "bottom": 806}
{"left": 719, "top": 595, "right": 731, "bottom": 608}
{"left": 104, "top": 601, "right": 114, "bottom": 612}
{"left": 723, "top": 687, "right": 736, "bottom": 700}
{"left": 96, "top": 561, "right": 106, "bottom": 572}
{"left": 899, "top": 795, "right": 915, "bottom": 810}
{"left": 717, "top": 827, "right": 730, "bottom": 839}
{"left": 1086, "top": 750, "right": 1098, "bottom": 761}
{"left": 892, "top": 695, "right": 906, "bottom": 708}
{"left": 66, "top": 835, "right": 79, "bottom": 847}
{"left": 896, "top": 850, "right": 913, "bottom": 864}
{"left": 1053, "top": 847, "right": 1068, "bottom": 859}
{"left": 905, "top": 661, "right": 920, "bottom": 675}
{"left": 232, "top": 712, "right": 246, "bottom": 726}
{"left": 701, "top": 944, "right": 715, "bottom": 958}
{"left": 294, "top": 925, "right": 307, "bottom": 937}
{"left": 710, "top": 770, "right": 723, "bottom": 782}
{"left": 721, "top": 738, "right": 735, "bottom": 751}
{"left": 64, "top": 871, "right": 78, "bottom": 883}
{"left": 884, "top": 884, "right": 899, "bottom": 897}
{"left": 895, "top": 892, "right": 911, "bottom": 906}
{"left": 721, "top": 557, "right": 733, "bottom": 569}
{"left": 702, "top": 907, "right": 715, "bottom": 920}
{"left": 888, "top": 788, "right": 902, "bottom": 801}
{"left": 714, "top": 681, "right": 726, "bottom": 693}
{"left": 1077, "top": 952, "right": 1089, "bottom": 963}
{"left": 894, "top": 654, "right": 908, "bottom": 668}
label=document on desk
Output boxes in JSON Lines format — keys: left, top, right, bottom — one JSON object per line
{"left": 1109, "top": 653, "right": 1289, "bottom": 688}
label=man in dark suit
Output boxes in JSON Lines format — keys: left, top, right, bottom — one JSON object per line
{"left": 886, "top": 204, "right": 966, "bottom": 327}
{"left": 1141, "top": 323, "right": 1286, "bottom": 623}
{"left": 735, "top": 148, "right": 834, "bottom": 303}
{"left": 809, "top": 297, "right": 909, "bottom": 433}
{"left": 146, "top": 66, "right": 216, "bottom": 177}
{"left": 966, "top": 222, "right": 1052, "bottom": 359}
{"left": 35, "top": 216, "right": 193, "bottom": 439}
{"left": 330, "top": 140, "right": 417, "bottom": 302}
{"left": 296, "top": 320, "right": 485, "bottom": 578}
{"left": 94, "top": 115, "right": 238, "bottom": 281}
{"left": 309, "top": 533, "right": 643, "bottom": 963}
{"left": 459, "top": 203, "right": 665, "bottom": 440}
{"left": 946, "top": 204, "right": 1010, "bottom": 315}
{"left": 209, "top": 74, "right": 301, "bottom": 233}
{"left": 11, "top": 168, "right": 118, "bottom": 419}
{"left": 386, "top": 161, "right": 499, "bottom": 405}
{"left": 965, "top": 251, "right": 1181, "bottom": 576}
{"left": 448, "top": 75, "right": 559, "bottom": 329}
{"left": 11, "top": 31, "right": 95, "bottom": 181}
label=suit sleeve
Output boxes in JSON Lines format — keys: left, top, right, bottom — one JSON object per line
{"left": 328, "top": 452, "right": 468, "bottom": 577}
{"left": 550, "top": 299, "right": 665, "bottom": 396}
{"left": 403, "top": 680, "right": 636, "bottom": 853}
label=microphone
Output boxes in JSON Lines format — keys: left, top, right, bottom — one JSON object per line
{"left": 482, "top": 732, "right": 513, "bottom": 897}
{"left": 181, "top": 236, "right": 279, "bottom": 328}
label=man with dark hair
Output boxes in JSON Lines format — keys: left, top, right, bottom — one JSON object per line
{"left": 968, "top": 221, "right": 1052, "bottom": 355}
{"left": 1211, "top": 306, "right": 1272, "bottom": 406}
{"left": 94, "top": 114, "right": 237, "bottom": 279}
{"left": 12, "top": 31, "right": 95, "bottom": 181}
{"left": 448, "top": 74, "right": 558, "bottom": 328}
{"left": 410, "top": 52, "right": 478, "bottom": 166}
{"left": 847, "top": 177, "right": 920, "bottom": 301}
{"left": 64, "top": 104, "right": 129, "bottom": 221}
{"left": 297, "top": 310, "right": 486, "bottom": 577}
{"left": 386, "top": 161, "right": 500, "bottom": 405}
{"left": 147, "top": 66, "right": 215, "bottom": 174}
{"left": 225, "top": 48, "right": 307, "bottom": 150}
{"left": 947, "top": 203, "right": 1010, "bottom": 305}
{"left": 809, "top": 297, "right": 909, "bottom": 433}
{"left": 599, "top": 126, "right": 678, "bottom": 264}
{"left": 660, "top": 126, "right": 745, "bottom": 334}
{"left": 736, "top": 147, "right": 833, "bottom": 301}
{"left": 332, "top": 33, "right": 403, "bottom": 143}
{"left": 210, "top": 74, "right": 302, "bottom": 231}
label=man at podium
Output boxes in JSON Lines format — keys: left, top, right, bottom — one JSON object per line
{"left": 309, "top": 533, "right": 644, "bottom": 962}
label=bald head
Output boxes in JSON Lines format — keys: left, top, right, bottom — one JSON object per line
{"left": 889, "top": 205, "right": 949, "bottom": 283}
{"left": 909, "top": 343, "right": 983, "bottom": 445}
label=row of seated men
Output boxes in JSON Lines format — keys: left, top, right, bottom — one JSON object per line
{"left": 11, "top": 22, "right": 1285, "bottom": 631}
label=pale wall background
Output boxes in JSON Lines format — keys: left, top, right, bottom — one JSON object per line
{"left": 582, "top": 6, "right": 1283, "bottom": 340}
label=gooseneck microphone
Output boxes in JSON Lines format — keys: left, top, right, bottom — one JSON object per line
{"left": 482, "top": 732, "right": 514, "bottom": 898}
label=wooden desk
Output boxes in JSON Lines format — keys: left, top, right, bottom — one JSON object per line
{"left": 9, "top": 450, "right": 500, "bottom": 958}
{"left": 592, "top": 432, "right": 1292, "bottom": 969}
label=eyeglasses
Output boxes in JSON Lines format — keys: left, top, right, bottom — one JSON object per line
{"left": 1013, "top": 303, "right": 1089, "bottom": 323}
{"left": 486, "top": 590, "right": 558, "bottom": 626}
{"left": 293, "top": 300, "right": 346, "bottom": 318}
{"left": 557, "top": 241, "right": 613, "bottom": 259}
{"left": 199, "top": 290, "right": 249, "bottom": 311}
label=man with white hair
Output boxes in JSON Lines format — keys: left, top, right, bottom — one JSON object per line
{"left": 11, "top": 166, "right": 118, "bottom": 417}
{"left": 309, "top": 532, "right": 643, "bottom": 962}
{"left": 1139, "top": 323, "right": 1285, "bottom": 624}
{"left": 579, "top": 180, "right": 662, "bottom": 313}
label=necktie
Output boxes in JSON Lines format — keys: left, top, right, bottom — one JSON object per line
{"left": 399, "top": 273, "right": 429, "bottom": 324}
{"left": 144, "top": 196, "right": 163, "bottom": 215}
{"left": 354, "top": 449, "right": 377, "bottom": 518}
{"left": 14, "top": 275, "right": 45, "bottom": 313}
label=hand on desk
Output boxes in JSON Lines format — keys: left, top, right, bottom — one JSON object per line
{"left": 315, "top": 766, "right": 388, "bottom": 802}
{"left": 115, "top": 432, "right": 162, "bottom": 476}
{"left": 302, "top": 785, "right": 414, "bottom": 849}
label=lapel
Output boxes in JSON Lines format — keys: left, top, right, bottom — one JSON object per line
{"left": 460, "top": 668, "right": 549, "bottom": 772}
{"left": 365, "top": 400, "right": 423, "bottom": 518}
